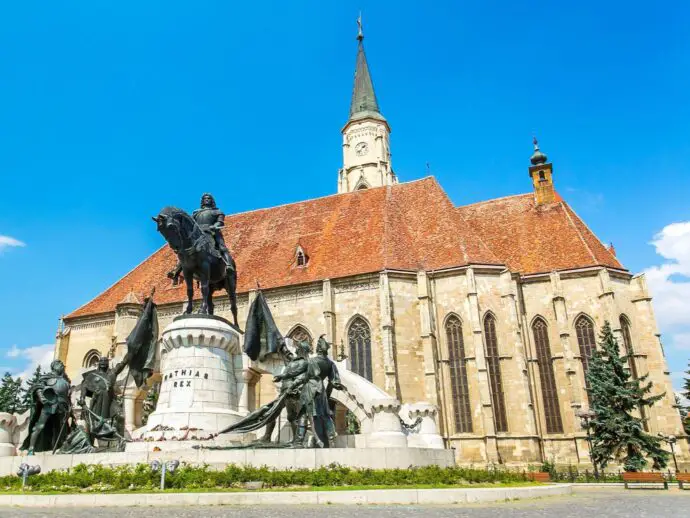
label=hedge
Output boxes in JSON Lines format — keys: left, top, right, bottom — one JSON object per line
{"left": 1, "top": 464, "right": 533, "bottom": 493}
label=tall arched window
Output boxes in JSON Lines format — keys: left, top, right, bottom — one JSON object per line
{"left": 532, "top": 318, "right": 563, "bottom": 433}
{"left": 484, "top": 313, "right": 508, "bottom": 432}
{"left": 288, "top": 325, "right": 313, "bottom": 347}
{"left": 82, "top": 349, "right": 101, "bottom": 369}
{"left": 348, "top": 317, "right": 372, "bottom": 382}
{"left": 575, "top": 315, "right": 597, "bottom": 382}
{"left": 445, "top": 315, "right": 472, "bottom": 433}
{"left": 619, "top": 316, "right": 638, "bottom": 379}
{"left": 620, "top": 315, "right": 647, "bottom": 430}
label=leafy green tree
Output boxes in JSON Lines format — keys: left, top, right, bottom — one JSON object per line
{"left": 19, "top": 365, "right": 43, "bottom": 414}
{"left": 0, "top": 372, "right": 23, "bottom": 414}
{"left": 586, "top": 321, "right": 669, "bottom": 471}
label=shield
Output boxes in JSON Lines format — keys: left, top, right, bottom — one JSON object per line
{"left": 81, "top": 371, "right": 109, "bottom": 397}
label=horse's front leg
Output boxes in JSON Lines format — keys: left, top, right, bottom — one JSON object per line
{"left": 198, "top": 262, "right": 211, "bottom": 314}
{"left": 183, "top": 268, "right": 194, "bottom": 314}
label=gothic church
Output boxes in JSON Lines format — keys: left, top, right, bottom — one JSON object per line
{"left": 54, "top": 27, "right": 688, "bottom": 466}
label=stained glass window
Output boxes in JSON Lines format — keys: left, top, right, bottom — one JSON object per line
{"left": 532, "top": 318, "right": 563, "bottom": 433}
{"left": 446, "top": 315, "right": 472, "bottom": 433}
{"left": 348, "top": 317, "right": 372, "bottom": 381}
{"left": 575, "top": 315, "right": 596, "bottom": 382}
{"left": 484, "top": 314, "right": 508, "bottom": 432}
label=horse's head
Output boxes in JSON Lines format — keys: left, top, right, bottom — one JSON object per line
{"left": 152, "top": 207, "right": 185, "bottom": 252}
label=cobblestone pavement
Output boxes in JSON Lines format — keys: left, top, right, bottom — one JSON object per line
{"left": 0, "top": 488, "right": 687, "bottom": 517}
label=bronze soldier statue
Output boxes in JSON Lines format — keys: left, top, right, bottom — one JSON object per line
{"left": 257, "top": 337, "right": 302, "bottom": 444}
{"left": 312, "top": 335, "right": 344, "bottom": 446}
{"left": 273, "top": 340, "right": 336, "bottom": 448}
{"left": 78, "top": 356, "right": 126, "bottom": 440}
{"left": 21, "top": 360, "right": 73, "bottom": 455}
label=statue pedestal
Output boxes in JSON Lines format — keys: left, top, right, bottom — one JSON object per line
{"left": 0, "top": 413, "right": 17, "bottom": 457}
{"left": 141, "top": 315, "right": 247, "bottom": 438}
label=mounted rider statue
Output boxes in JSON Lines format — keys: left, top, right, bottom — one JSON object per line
{"left": 193, "top": 193, "right": 235, "bottom": 274}
{"left": 156, "top": 192, "right": 239, "bottom": 326}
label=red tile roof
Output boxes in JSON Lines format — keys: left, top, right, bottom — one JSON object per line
{"left": 67, "top": 179, "right": 624, "bottom": 319}
{"left": 67, "top": 177, "right": 500, "bottom": 318}
{"left": 456, "top": 192, "right": 624, "bottom": 275}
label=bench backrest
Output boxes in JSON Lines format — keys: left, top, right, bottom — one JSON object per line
{"left": 622, "top": 472, "right": 665, "bottom": 482}
{"left": 676, "top": 473, "right": 690, "bottom": 482}
{"left": 526, "top": 472, "right": 550, "bottom": 482}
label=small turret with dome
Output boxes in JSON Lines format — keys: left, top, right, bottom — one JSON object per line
{"left": 528, "top": 136, "right": 556, "bottom": 205}
{"left": 530, "top": 137, "right": 548, "bottom": 166}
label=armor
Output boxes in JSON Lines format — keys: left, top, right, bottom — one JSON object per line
{"left": 21, "top": 360, "right": 73, "bottom": 454}
{"left": 192, "top": 193, "right": 234, "bottom": 271}
{"left": 40, "top": 376, "right": 71, "bottom": 414}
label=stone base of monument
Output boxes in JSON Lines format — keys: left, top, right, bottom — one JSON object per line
{"left": 136, "top": 315, "right": 250, "bottom": 439}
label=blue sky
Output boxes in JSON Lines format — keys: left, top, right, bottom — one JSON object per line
{"left": 0, "top": 2, "right": 688, "bottom": 392}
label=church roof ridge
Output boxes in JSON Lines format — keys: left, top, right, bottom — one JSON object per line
{"left": 220, "top": 176, "right": 436, "bottom": 219}
{"left": 456, "top": 192, "right": 533, "bottom": 210}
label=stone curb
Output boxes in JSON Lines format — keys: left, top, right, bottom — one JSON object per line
{"left": 572, "top": 483, "right": 625, "bottom": 487}
{"left": 0, "top": 484, "right": 572, "bottom": 507}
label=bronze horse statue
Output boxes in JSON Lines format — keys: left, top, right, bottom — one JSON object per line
{"left": 153, "top": 206, "right": 238, "bottom": 327}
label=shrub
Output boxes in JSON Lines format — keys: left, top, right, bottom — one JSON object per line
{"left": 0, "top": 463, "right": 535, "bottom": 492}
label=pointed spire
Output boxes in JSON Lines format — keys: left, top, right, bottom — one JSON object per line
{"left": 349, "top": 14, "right": 383, "bottom": 120}
{"left": 530, "top": 136, "right": 548, "bottom": 165}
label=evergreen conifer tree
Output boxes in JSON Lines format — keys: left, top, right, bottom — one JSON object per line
{"left": 19, "top": 365, "right": 43, "bottom": 414}
{"left": 0, "top": 372, "right": 23, "bottom": 414}
{"left": 682, "top": 362, "right": 690, "bottom": 435}
{"left": 586, "top": 321, "right": 669, "bottom": 471}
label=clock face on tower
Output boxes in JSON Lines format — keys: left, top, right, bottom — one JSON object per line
{"left": 355, "top": 142, "right": 369, "bottom": 156}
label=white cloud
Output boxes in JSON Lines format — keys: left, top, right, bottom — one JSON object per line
{"left": 0, "top": 235, "right": 26, "bottom": 252}
{"left": 5, "top": 344, "right": 54, "bottom": 381}
{"left": 644, "top": 221, "right": 690, "bottom": 330}
{"left": 643, "top": 221, "right": 690, "bottom": 393}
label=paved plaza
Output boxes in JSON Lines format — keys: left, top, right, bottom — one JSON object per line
{"left": 0, "top": 488, "right": 687, "bottom": 517}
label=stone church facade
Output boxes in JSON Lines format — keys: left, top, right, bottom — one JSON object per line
{"left": 53, "top": 28, "right": 688, "bottom": 467}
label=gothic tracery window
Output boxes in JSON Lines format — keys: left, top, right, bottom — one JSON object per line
{"left": 348, "top": 317, "right": 372, "bottom": 382}
{"left": 532, "top": 318, "right": 563, "bottom": 434}
{"left": 575, "top": 315, "right": 596, "bottom": 383}
{"left": 288, "top": 325, "right": 312, "bottom": 347}
{"left": 484, "top": 313, "right": 508, "bottom": 433}
{"left": 83, "top": 349, "right": 101, "bottom": 369}
{"left": 445, "top": 315, "right": 472, "bottom": 433}
{"left": 619, "top": 316, "right": 638, "bottom": 379}
{"left": 620, "top": 315, "right": 647, "bottom": 430}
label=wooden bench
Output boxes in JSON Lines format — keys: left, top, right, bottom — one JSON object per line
{"left": 526, "top": 472, "right": 550, "bottom": 482}
{"left": 622, "top": 472, "right": 668, "bottom": 489}
{"left": 676, "top": 473, "right": 690, "bottom": 489}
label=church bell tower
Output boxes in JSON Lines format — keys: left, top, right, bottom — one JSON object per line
{"left": 338, "top": 17, "right": 397, "bottom": 193}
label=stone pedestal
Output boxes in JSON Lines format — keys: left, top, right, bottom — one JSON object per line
{"left": 142, "top": 315, "right": 246, "bottom": 437}
{"left": 366, "top": 399, "right": 408, "bottom": 448}
{"left": 0, "top": 413, "right": 17, "bottom": 457}
{"left": 404, "top": 403, "right": 444, "bottom": 449}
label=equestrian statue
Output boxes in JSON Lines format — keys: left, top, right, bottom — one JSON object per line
{"left": 153, "top": 193, "right": 238, "bottom": 327}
